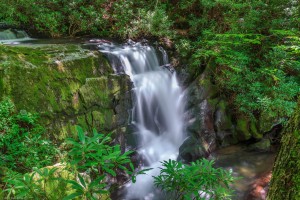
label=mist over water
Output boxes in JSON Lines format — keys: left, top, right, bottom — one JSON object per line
{"left": 98, "top": 41, "right": 186, "bottom": 199}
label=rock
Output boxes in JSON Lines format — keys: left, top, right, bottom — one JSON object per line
{"left": 178, "top": 136, "right": 209, "bottom": 163}
{"left": 0, "top": 44, "right": 132, "bottom": 141}
{"left": 214, "top": 100, "right": 238, "bottom": 146}
{"left": 184, "top": 70, "right": 219, "bottom": 157}
{"left": 32, "top": 164, "right": 75, "bottom": 199}
{"left": 245, "top": 171, "right": 272, "bottom": 200}
{"left": 235, "top": 116, "right": 263, "bottom": 142}
{"left": 236, "top": 118, "right": 252, "bottom": 141}
{"left": 247, "top": 138, "right": 271, "bottom": 152}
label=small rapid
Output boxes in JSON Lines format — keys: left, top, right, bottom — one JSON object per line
{"left": 98, "top": 41, "right": 186, "bottom": 199}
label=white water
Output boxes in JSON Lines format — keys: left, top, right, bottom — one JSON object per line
{"left": 98, "top": 41, "right": 185, "bottom": 199}
{"left": 0, "top": 29, "right": 29, "bottom": 39}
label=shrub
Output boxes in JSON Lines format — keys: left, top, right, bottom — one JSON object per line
{"left": 153, "top": 159, "right": 234, "bottom": 200}
{"left": 0, "top": 98, "right": 58, "bottom": 172}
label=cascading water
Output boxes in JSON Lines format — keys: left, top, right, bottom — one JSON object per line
{"left": 0, "top": 29, "right": 29, "bottom": 40}
{"left": 98, "top": 41, "right": 185, "bottom": 199}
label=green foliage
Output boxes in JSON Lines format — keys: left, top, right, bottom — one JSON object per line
{"left": 170, "top": 0, "right": 300, "bottom": 123}
{"left": 0, "top": 98, "right": 58, "bottom": 172}
{"left": 153, "top": 159, "right": 235, "bottom": 200}
{"left": 125, "top": 7, "right": 174, "bottom": 39}
{"left": 64, "top": 126, "right": 137, "bottom": 199}
{"left": 2, "top": 126, "right": 138, "bottom": 199}
{"left": 64, "top": 174, "right": 108, "bottom": 200}
{"left": 3, "top": 167, "right": 60, "bottom": 199}
{"left": 0, "top": 0, "right": 173, "bottom": 39}
{"left": 67, "top": 126, "right": 134, "bottom": 177}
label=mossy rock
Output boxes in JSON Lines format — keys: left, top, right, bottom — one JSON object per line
{"left": 235, "top": 116, "right": 263, "bottom": 141}
{"left": 236, "top": 117, "right": 252, "bottom": 141}
{"left": 247, "top": 138, "right": 271, "bottom": 152}
{"left": 250, "top": 121, "right": 263, "bottom": 139}
{"left": 0, "top": 44, "right": 131, "bottom": 141}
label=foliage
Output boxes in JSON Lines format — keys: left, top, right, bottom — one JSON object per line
{"left": 1, "top": 125, "right": 139, "bottom": 199}
{"left": 153, "top": 159, "right": 235, "bottom": 200}
{"left": 169, "top": 0, "right": 300, "bottom": 123}
{"left": 125, "top": 7, "right": 174, "bottom": 39}
{"left": 64, "top": 126, "right": 137, "bottom": 199}
{"left": 3, "top": 167, "right": 61, "bottom": 199}
{"left": 0, "top": 0, "right": 173, "bottom": 39}
{"left": 0, "top": 98, "right": 58, "bottom": 172}
{"left": 67, "top": 126, "right": 134, "bottom": 177}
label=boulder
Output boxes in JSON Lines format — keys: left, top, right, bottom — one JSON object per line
{"left": 0, "top": 44, "right": 132, "bottom": 141}
{"left": 178, "top": 136, "right": 209, "bottom": 162}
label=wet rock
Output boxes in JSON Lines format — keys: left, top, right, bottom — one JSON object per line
{"left": 245, "top": 171, "right": 272, "bottom": 200}
{"left": 247, "top": 138, "right": 271, "bottom": 152}
{"left": 184, "top": 70, "right": 219, "bottom": 156}
{"left": 178, "top": 136, "right": 209, "bottom": 162}
{"left": 214, "top": 100, "right": 238, "bottom": 146}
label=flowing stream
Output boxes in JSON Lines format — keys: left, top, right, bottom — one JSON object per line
{"left": 98, "top": 41, "right": 185, "bottom": 199}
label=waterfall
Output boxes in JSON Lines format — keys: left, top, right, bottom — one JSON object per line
{"left": 0, "top": 29, "right": 30, "bottom": 42}
{"left": 98, "top": 41, "right": 185, "bottom": 199}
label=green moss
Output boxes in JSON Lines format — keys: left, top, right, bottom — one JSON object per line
{"left": 236, "top": 117, "right": 251, "bottom": 141}
{"left": 248, "top": 138, "right": 271, "bottom": 152}
{"left": 0, "top": 44, "right": 118, "bottom": 140}
{"left": 79, "top": 77, "right": 111, "bottom": 108}
{"left": 92, "top": 110, "right": 116, "bottom": 131}
{"left": 268, "top": 100, "right": 300, "bottom": 199}
{"left": 250, "top": 121, "right": 262, "bottom": 139}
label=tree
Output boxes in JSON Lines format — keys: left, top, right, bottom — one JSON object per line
{"left": 267, "top": 99, "right": 300, "bottom": 199}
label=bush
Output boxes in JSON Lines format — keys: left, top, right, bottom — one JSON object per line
{"left": 0, "top": 98, "right": 58, "bottom": 172}
{"left": 153, "top": 159, "right": 235, "bottom": 200}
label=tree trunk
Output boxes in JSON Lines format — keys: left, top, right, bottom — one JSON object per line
{"left": 267, "top": 100, "right": 300, "bottom": 199}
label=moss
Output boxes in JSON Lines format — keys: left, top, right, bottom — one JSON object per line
{"left": 248, "top": 138, "right": 271, "bottom": 152}
{"left": 236, "top": 117, "right": 251, "bottom": 141}
{"left": 79, "top": 77, "right": 111, "bottom": 108}
{"left": 92, "top": 110, "right": 116, "bottom": 131}
{"left": 0, "top": 44, "right": 121, "bottom": 140}
{"left": 250, "top": 121, "right": 262, "bottom": 139}
{"left": 267, "top": 100, "right": 300, "bottom": 199}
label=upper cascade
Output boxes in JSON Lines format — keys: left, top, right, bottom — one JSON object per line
{"left": 97, "top": 40, "right": 186, "bottom": 200}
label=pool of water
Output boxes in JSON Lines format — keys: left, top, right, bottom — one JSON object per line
{"left": 213, "top": 145, "right": 276, "bottom": 200}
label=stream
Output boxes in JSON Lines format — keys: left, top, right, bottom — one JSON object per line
{"left": 0, "top": 32, "right": 277, "bottom": 200}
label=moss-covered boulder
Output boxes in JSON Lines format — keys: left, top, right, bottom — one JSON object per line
{"left": 235, "top": 116, "right": 263, "bottom": 142}
{"left": 0, "top": 44, "right": 132, "bottom": 141}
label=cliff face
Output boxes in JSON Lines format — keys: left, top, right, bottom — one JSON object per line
{"left": 0, "top": 44, "right": 132, "bottom": 142}
{"left": 267, "top": 99, "right": 300, "bottom": 199}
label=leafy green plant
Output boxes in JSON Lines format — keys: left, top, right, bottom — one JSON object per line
{"left": 67, "top": 126, "right": 134, "bottom": 177}
{"left": 64, "top": 126, "right": 141, "bottom": 199}
{"left": 0, "top": 98, "right": 58, "bottom": 172}
{"left": 153, "top": 159, "right": 235, "bottom": 200}
{"left": 64, "top": 173, "right": 108, "bottom": 200}
{"left": 3, "top": 167, "right": 60, "bottom": 199}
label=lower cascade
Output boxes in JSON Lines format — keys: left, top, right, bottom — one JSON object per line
{"left": 98, "top": 41, "right": 186, "bottom": 199}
